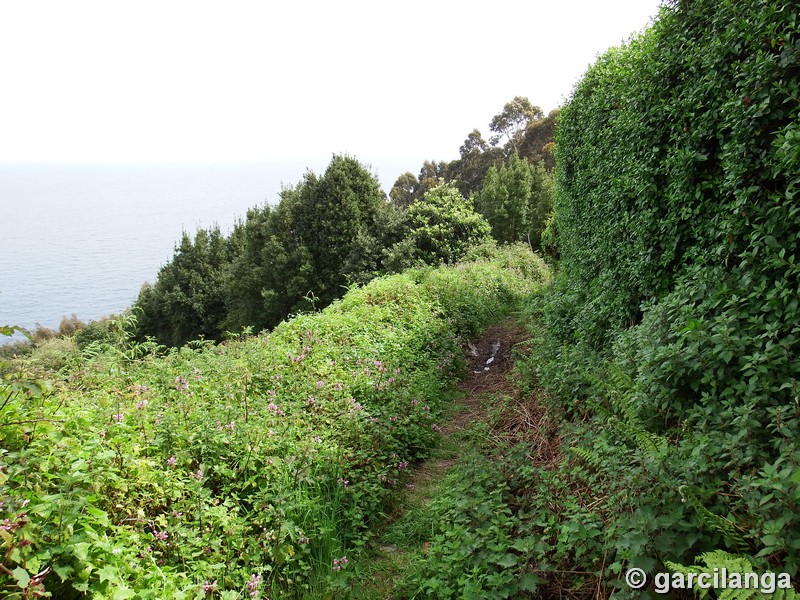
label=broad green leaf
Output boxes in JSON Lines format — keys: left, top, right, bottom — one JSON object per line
{"left": 12, "top": 566, "right": 30, "bottom": 589}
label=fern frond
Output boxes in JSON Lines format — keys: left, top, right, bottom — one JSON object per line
{"left": 571, "top": 446, "right": 604, "bottom": 471}
{"left": 667, "top": 550, "right": 798, "bottom": 600}
{"left": 588, "top": 363, "right": 668, "bottom": 460}
{"left": 679, "top": 486, "right": 749, "bottom": 552}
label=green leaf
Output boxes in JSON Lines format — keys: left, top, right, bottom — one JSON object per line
{"left": 12, "top": 566, "right": 30, "bottom": 589}
{"left": 86, "top": 506, "right": 110, "bottom": 526}
{"left": 518, "top": 573, "right": 540, "bottom": 592}
{"left": 98, "top": 564, "right": 118, "bottom": 583}
{"left": 496, "top": 553, "right": 518, "bottom": 568}
{"left": 112, "top": 586, "right": 136, "bottom": 600}
{"left": 53, "top": 563, "right": 74, "bottom": 582}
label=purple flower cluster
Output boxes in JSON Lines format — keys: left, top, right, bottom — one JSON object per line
{"left": 267, "top": 402, "right": 285, "bottom": 417}
{"left": 246, "top": 573, "right": 261, "bottom": 597}
{"left": 175, "top": 376, "right": 189, "bottom": 392}
{"left": 332, "top": 555, "right": 348, "bottom": 571}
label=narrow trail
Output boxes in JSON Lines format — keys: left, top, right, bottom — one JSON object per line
{"left": 355, "top": 320, "right": 536, "bottom": 599}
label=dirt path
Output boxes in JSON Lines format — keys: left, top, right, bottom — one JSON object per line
{"left": 355, "top": 321, "right": 532, "bottom": 598}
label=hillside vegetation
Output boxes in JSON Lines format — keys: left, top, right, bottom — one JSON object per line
{"left": 0, "top": 247, "right": 548, "bottom": 598}
{"left": 2, "top": 0, "right": 799, "bottom": 597}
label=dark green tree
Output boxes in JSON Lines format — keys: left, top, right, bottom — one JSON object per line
{"left": 224, "top": 155, "right": 390, "bottom": 334}
{"left": 290, "top": 154, "right": 387, "bottom": 305}
{"left": 447, "top": 129, "right": 505, "bottom": 199}
{"left": 518, "top": 108, "right": 559, "bottom": 170}
{"left": 135, "top": 226, "right": 233, "bottom": 346}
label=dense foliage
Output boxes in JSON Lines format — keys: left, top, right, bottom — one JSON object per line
{"left": 383, "top": 183, "right": 492, "bottom": 270}
{"left": 0, "top": 248, "right": 548, "bottom": 598}
{"left": 477, "top": 154, "right": 553, "bottom": 247}
{"left": 133, "top": 157, "right": 493, "bottom": 348}
{"left": 523, "top": 0, "right": 800, "bottom": 594}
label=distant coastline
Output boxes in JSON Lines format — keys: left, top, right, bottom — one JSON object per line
{"left": 0, "top": 160, "right": 410, "bottom": 342}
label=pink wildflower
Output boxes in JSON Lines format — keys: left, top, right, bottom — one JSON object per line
{"left": 246, "top": 573, "right": 261, "bottom": 597}
{"left": 175, "top": 376, "right": 189, "bottom": 392}
{"left": 267, "top": 402, "right": 285, "bottom": 417}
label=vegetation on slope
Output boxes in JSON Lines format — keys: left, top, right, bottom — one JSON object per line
{"left": 0, "top": 246, "right": 548, "bottom": 598}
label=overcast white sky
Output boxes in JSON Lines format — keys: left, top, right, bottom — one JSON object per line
{"left": 0, "top": 0, "right": 663, "bottom": 166}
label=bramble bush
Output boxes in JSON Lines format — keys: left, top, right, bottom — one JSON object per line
{"left": 0, "top": 248, "right": 546, "bottom": 598}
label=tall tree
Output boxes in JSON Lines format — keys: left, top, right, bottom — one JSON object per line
{"left": 135, "top": 226, "right": 233, "bottom": 346}
{"left": 389, "top": 171, "right": 420, "bottom": 209}
{"left": 489, "top": 96, "right": 544, "bottom": 154}
{"left": 290, "top": 154, "right": 387, "bottom": 305}
{"left": 477, "top": 154, "right": 553, "bottom": 248}
{"left": 448, "top": 129, "right": 505, "bottom": 198}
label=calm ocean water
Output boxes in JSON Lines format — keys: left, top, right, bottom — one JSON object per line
{"left": 0, "top": 160, "right": 406, "bottom": 343}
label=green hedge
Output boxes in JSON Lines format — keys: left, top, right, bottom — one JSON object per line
{"left": 553, "top": 0, "right": 799, "bottom": 347}
{"left": 535, "top": 0, "right": 800, "bottom": 584}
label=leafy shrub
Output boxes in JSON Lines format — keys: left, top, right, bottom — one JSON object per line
{"left": 73, "top": 317, "right": 117, "bottom": 350}
{"left": 384, "top": 183, "right": 492, "bottom": 271}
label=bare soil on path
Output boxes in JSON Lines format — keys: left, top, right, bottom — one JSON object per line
{"left": 356, "top": 320, "right": 550, "bottom": 598}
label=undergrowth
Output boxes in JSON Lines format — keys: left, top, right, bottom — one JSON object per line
{"left": 0, "top": 246, "right": 547, "bottom": 599}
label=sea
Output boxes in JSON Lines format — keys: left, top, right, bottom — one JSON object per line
{"left": 0, "top": 160, "right": 408, "bottom": 343}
